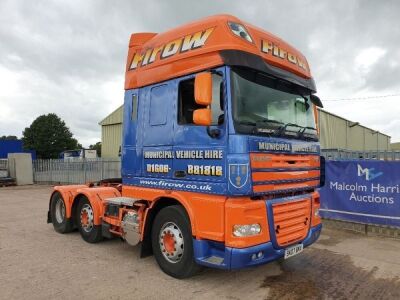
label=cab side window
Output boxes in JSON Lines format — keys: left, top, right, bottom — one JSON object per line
{"left": 131, "top": 94, "right": 138, "bottom": 121}
{"left": 177, "top": 78, "right": 201, "bottom": 125}
{"left": 211, "top": 74, "right": 224, "bottom": 125}
{"left": 177, "top": 74, "right": 224, "bottom": 125}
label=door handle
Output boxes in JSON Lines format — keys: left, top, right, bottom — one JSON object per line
{"left": 174, "top": 170, "right": 186, "bottom": 178}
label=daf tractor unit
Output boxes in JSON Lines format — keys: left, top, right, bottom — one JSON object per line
{"left": 48, "top": 15, "right": 324, "bottom": 278}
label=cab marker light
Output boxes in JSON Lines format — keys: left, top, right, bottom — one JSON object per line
{"left": 228, "top": 22, "right": 253, "bottom": 43}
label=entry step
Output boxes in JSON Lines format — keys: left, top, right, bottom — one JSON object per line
{"left": 104, "top": 197, "right": 140, "bottom": 206}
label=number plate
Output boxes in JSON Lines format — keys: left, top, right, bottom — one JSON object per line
{"left": 284, "top": 244, "right": 303, "bottom": 259}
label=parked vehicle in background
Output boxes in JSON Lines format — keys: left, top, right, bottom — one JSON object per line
{"left": 60, "top": 149, "right": 97, "bottom": 161}
{"left": 47, "top": 15, "right": 324, "bottom": 278}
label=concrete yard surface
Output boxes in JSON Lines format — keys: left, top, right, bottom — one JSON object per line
{"left": 0, "top": 185, "right": 399, "bottom": 299}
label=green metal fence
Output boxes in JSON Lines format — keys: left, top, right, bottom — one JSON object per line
{"left": 321, "top": 149, "right": 400, "bottom": 160}
{"left": 32, "top": 158, "right": 121, "bottom": 184}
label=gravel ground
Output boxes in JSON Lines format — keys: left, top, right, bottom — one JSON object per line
{"left": 1, "top": 185, "right": 399, "bottom": 299}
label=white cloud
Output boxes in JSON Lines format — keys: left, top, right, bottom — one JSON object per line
{"left": 355, "top": 47, "right": 386, "bottom": 73}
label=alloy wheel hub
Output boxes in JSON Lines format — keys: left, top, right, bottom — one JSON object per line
{"left": 80, "top": 204, "right": 94, "bottom": 232}
{"left": 159, "top": 222, "right": 184, "bottom": 263}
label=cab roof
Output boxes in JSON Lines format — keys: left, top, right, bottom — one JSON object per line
{"left": 125, "top": 14, "right": 313, "bottom": 90}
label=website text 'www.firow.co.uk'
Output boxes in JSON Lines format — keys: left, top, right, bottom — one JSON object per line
{"left": 139, "top": 179, "right": 212, "bottom": 191}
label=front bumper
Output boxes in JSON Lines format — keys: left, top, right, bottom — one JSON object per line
{"left": 193, "top": 223, "right": 322, "bottom": 270}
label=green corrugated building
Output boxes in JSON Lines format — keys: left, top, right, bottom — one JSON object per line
{"left": 99, "top": 106, "right": 391, "bottom": 158}
{"left": 99, "top": 106, "right": 123, "bottom": 158}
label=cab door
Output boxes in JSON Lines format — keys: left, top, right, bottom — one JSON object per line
{"left": 172, "top": 69, "right": 227, "bottom": 194}
{"left": 141, "top": 83, "right": 174, "bottom": 179}
{"left": 121, "top": 89, "right": 139, "bottom": 179}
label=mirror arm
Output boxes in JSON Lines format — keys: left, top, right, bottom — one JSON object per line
{"left": 210, "top": 69, "right": 223, "bottom": 76}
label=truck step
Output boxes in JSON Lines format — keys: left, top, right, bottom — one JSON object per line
{"left": 202, "top": 255, "right": 225, "bottom": 265}
{"left": 104, "top": 197, "right": 141, "bottom": 207}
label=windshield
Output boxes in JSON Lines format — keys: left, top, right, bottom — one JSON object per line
{"left": 231, "top": 68, "right": 317, "bottom": 140}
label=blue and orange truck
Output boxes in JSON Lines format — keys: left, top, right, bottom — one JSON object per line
{"left": 48, "top": 15, "right": 324, "bottom": 278}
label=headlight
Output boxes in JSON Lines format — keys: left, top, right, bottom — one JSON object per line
{"left": 228, "top": 22, "right": 253, "bottom": 43}
{"left": 233, "top": 224, "right": 261, "bottom": 237}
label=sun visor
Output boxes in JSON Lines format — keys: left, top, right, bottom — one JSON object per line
{"left": 219, "top": 50, "right": 317, "bottom": 93}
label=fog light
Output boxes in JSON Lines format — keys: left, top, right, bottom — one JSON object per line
{"left": 251, "top": 254, "right": 257, "bottom": 261}
{"left": 257, "top": 251, "right": 263, "bottom": 258}
{"left": 314, "top": 208, "right": 320, "bottom": 217}
{"left": 233, "top": 224, "right": 261, "bottom": 237}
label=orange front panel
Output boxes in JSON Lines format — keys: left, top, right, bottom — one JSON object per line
{"left": 250, "top": 153, "right": 320, "bottom": 169}
{"left": 253, "top": 180, "right": 320, "bottom": 193}
{"left": 272, "top": 199, "right": 311, "bottom": 247}
{"left": 224, "top": 198, "right": 270, "bottom": 248}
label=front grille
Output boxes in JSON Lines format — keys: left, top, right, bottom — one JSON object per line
{"left": 250, "top": 153, "right": 320, "bottom": 194}
{"left": 272, "top": 198, "right": 311, "bottom": 247}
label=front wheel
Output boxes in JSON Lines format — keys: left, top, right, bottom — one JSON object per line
{"left": 151, "top": 205, "right": 201, "bottom": 279}
{"left": 76, "top": 197, "right": 103, "bottom": 243}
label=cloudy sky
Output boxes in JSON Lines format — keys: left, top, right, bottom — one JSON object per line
{"left": 1, "top": 0, "right": 399, "bottom": 146}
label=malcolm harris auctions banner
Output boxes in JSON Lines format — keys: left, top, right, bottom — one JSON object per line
{"left": 319, "top": 160, "right": 400, "bottom": 227}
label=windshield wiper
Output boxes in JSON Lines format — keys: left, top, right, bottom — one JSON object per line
{"left": 275, "top": 123, "right": 302, "bottom": 136}
{"left": 276, "top": 123, "right": 318, "bottom": 140}
{"left": 238, "top": 119, "right": 282, "bottom": 134}
{"left": 255, "top": 119, "right": 283, "bottom": 135}
{"left": 298, "top": 126, "right": 318, "bottom": 140}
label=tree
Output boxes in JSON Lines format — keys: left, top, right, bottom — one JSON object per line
{"left": 22, "top": 113, "right": 81, "bottom": 159}
{"left": 0, "top": 135, "right": 18, "bottom": 140}
{"left": 89, "top": 141, "right": 102, "bottom": 157}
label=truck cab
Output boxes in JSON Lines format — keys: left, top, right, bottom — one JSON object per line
{"left": 48, "top": 15, "right": 323, "bottom": 279}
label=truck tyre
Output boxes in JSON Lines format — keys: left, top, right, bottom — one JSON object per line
{"left": 151, "top": 205, "right": 201, "bottom": 279}
{"left": 50, "top": 192, "right": 73, "bottom": 233}
{"left": 76, "top": 197, "right": 103, "bottom": 243}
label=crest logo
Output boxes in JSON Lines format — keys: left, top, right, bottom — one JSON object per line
{"left": 229, "top": 164, "right": 249, "bottom": 188}
{"left": 357, "top": 164, "right": 383, "bottom": 181}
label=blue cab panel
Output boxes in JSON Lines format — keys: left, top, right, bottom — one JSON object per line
{"left": 122, "top": 65, "right": 321, "bottom": 197}
{"left": 121, "top": 65, "right": 322, "bottom": 269}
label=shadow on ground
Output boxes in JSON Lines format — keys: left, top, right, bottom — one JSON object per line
{"left": 262, "top": 248, "right": 400, "bottom": 300}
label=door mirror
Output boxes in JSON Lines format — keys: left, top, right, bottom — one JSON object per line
{"left": 310, "top": 94, "right": 323, "bottom": 108}
{"left": 193, "top": 108, "right": 212, "bottom": 126}
{"left": 194, "top": 72, "right": 212, "bottom": 106}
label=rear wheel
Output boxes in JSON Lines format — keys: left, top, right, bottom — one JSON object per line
{"left": 50, "top": 192, "right": 73, "bottom": 233}
{"left": 151, "top": 205, "right": 201, "bottom": 278}
{"left": 76, "top": 197, "right": 103, "bottom": 243}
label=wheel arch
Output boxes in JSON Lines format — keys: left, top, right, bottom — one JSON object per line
{"left": 48, "top": 185, "right": 88, "bottom": 223}
{"left": 71, "top": 186, "right": 120, "bottom": 226}
{"left": 48, "top": 190, "right": 63, "bottom": 223}
{"left": 140, "top": 196, "right": 194, "bottom": 258}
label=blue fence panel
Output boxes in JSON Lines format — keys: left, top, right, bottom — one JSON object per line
{"left": 320, "top": 160, "right": 400, "bottom": 228}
